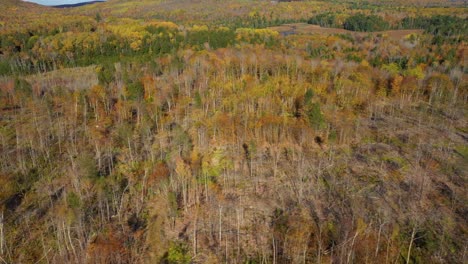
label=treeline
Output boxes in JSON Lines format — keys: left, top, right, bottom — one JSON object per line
{"left": 0, "top": 20, "right": 279, "bottom": 76}
{"left": 223, "top": 11, "right": 301, "bottom": 30}
{"left": 343, "top": 13, "right": 389, "bottom": 31}
{"left": 308, "top": 12, "right": 389, "bottom": 31}
{"left": 308, "top": 13, "right": 467, "bottom": 43}
{"left": 308, "top": 13, "right": 389, "bottom": 31}
{"left": 399, "top": 15, "right": 468, "bottom": 44}
{"left": 1, "top": 17, "right": 464, "bottom": 78}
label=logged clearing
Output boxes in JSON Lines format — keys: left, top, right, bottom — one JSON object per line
{"left": 24, "top": 66, "right": 98, "bottom": 91}
{"left": 1, "top": 0, "right": 467, "bottom": 263}
{"left": 269, "top": 23, "right": 424, "bottom": 40}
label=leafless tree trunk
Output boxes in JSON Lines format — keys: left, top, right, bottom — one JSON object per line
{"left": 406, "top": 226, "right": 416, "bottom": 264}
{"left": 375, "top": 222, "right": 385, "bottom": 257}
{"left": 0, "top": 212, "right": 4, "bottom": 256}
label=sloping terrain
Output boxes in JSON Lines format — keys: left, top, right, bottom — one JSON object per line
{"left": 0, "top": 0, "right": 466, "bottom": 263}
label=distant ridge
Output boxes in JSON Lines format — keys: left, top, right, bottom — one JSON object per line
{"left": 51, "top": 0, "right": 105, "bottom": 8}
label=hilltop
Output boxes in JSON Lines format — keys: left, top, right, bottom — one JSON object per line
{"left": 51, "top": 1, "right": 106, "bottom": 8}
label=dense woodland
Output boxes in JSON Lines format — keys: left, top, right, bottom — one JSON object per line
{"left": 0, "top": 0, "right": 467, "bottom": 263}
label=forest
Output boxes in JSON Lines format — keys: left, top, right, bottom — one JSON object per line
{"left": 0, "top": 0, "right": 467, "bottom": 263}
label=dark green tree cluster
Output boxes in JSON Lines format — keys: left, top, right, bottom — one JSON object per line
{"left": 343, "top": 13, "right": 389, "bottom": 32}
{"left": 0, "top": 21, "right": 284, "bottom": 76}
{"left": 185, "top": 27, "right": 236, "bottom": 50}
{"left": 307, "top": 12, "right": 340, "bottom": 28}
{"left": 400, "top": 15, "right": 467, "bottom": 44}
{"left": 308, "top": 13, "right": 389, "bottom": 32}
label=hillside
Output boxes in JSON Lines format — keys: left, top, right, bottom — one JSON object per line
{"left": 0, "top": 0, "right": 467, "bottom": 263}
{"left": 52, "top": 1, "right": 106, "bottom": 8}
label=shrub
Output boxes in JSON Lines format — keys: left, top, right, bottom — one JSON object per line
{"left": 97, "top": 63, "right": 115, "bottom": 86}
{"left": 307, "top": 102, "right": 326, "bottom": 130}
{"left": 166, "top": 242, "right": 191, "bottom": 264}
